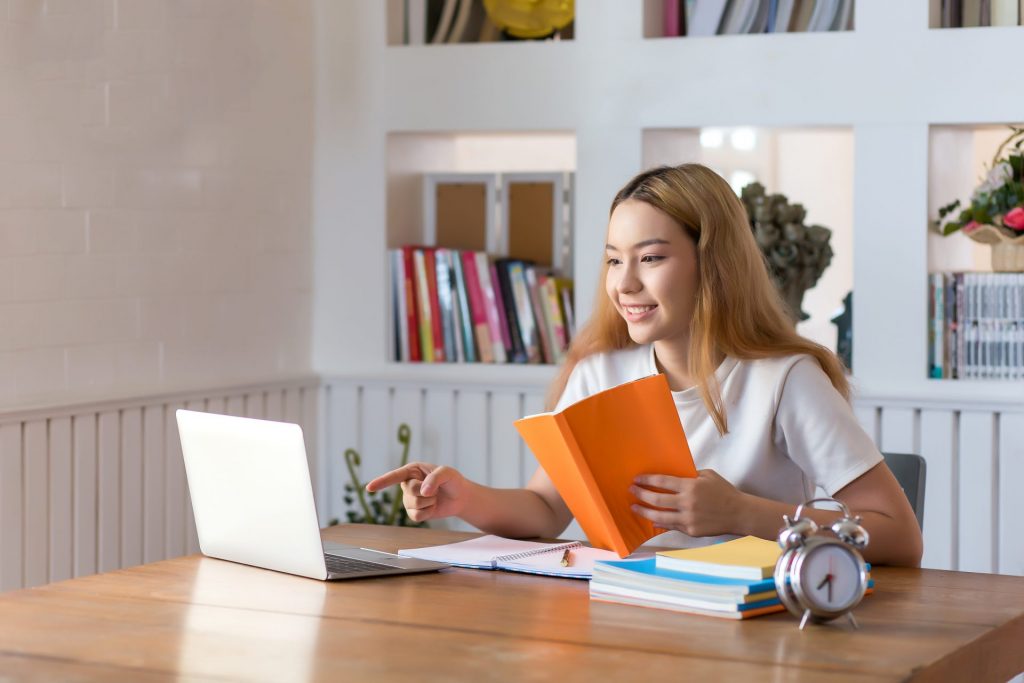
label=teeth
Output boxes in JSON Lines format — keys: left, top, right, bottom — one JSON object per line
{"left": 624, "top": 305, "right": 654, "bottom": 313}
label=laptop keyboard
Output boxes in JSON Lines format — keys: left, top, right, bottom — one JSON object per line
{"left": 324, "top": 554, "right": 396, "bottom": 575}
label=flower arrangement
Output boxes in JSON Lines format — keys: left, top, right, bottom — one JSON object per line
{"left": 935, "top": 126, "right": 1024, "bottom": 238}
{"left": 740, "top": 182, "right": 834, "bottom": 323}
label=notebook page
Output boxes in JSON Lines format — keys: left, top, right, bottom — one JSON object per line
{"left": 398, "top": 535, "right": 570, "bottom": 569}
{"left": 497, "top": 545, "right": 631, "bottom": 579}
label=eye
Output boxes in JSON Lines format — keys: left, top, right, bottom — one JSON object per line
{"left": 640, "top": 254, "right": 664, "bottom": 263}
{"left": 606, "top": 257, "right": 621, "bottom": 266}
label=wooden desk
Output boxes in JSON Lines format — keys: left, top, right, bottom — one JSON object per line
{"left": 0, "top": 524, "right": 1021, "bottom": 682}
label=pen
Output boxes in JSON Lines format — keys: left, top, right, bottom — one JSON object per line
{"left": 560, "top": 548, "right": 572, "bottom": 567}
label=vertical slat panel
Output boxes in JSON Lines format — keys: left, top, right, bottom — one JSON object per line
{"left": 120, "top": 408, "right": 143, "bottom": 568}
{"left": 326, "top": 383, "right": 360, "bottom": 525}
{"left": 284, "top": 388, "right": 303, "bottom": 425}
{"left": 360, "top": 387, "right": 392, "bottom": 509}
{"left": 391, "top": 388, "right": 423, "bottom": 470}
{"left": 422, "top": 387, "right": 458, "bottom": 531}
{"left": 72, "top": 414, "right": 97, "bottom": 578}
{"left": 23, "top": 420, "right": 48, "bottom": 587}
{"left": 853, "top": 404, "right": 880, "bottom": 445}
{"left": 998, "top": 412, "right": 1024, "bottom": 576}
{"left": 0, "top": 423, "right": 24, "bottom": 591}
{"left": 226, "top": 396, "right": 245, "bottom": 417}
{"left": 165, "top": 402, "right": 186, "bottom": 559}
{"left": 264, "top": 391, "right": 285, "bottom": 422}
{"left": 880, "top": 407, "right": 916, "bottom": 454}
{"left": 97, "top": 411, "right": 120, "bottom": 572}
{"left": 206, "top": 397, "right": 227, "bottom": 416}
{"left": 958, "top": 411, "right": 996, "bottom": 573}
{"left": 489, "top": 392, "right": 521, "bottom": 489}
{"left": 48, "top": 417, "right": 73, "bottom": 583}
{"left": 454, "top": 389, "right": 488, "bottom": 532}
{"left": 300, "top": 387, "right": 324, "bottom": 523}
{"left": 521, "top": 393, "right": 545, "bottom": 487}
{"left": 245, "top": 392, "right": 266, "bottom": 419}
{"left": 142, "top": 405, "right": 165, "bottom": 563}
{"left": 183, "top": 399, "right": 205, "bottom": 555}
{"left": 920, "top": 409, "right": 956, "bottom": 570}
{"left": 422, "top": 388, "right": 456, "bottom": 469}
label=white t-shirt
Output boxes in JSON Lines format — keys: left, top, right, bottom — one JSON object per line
{"left": 553, "top": 344, "right": 882, "bottom": 548}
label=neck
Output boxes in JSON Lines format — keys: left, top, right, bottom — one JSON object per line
{"left": 653, "top": 338, "right": 723, "bottom": 392}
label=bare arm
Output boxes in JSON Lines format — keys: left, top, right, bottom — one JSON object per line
{"left": 366, "top": 463, "right": 573, "bottom": 539}
{"left": 737, "top": 462, "right": 923, "bottom": 567}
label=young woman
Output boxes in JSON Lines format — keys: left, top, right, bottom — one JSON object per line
{"left": 367, "top": 164, "right": 923, "bottom": 567}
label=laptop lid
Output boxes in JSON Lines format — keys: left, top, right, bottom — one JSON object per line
{"left": 176, "top": 409, "right": 330, "bottom": 580}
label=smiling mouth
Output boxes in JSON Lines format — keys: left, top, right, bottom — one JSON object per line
{"left": 622, "top": 304, "right": 656, "bottom": 314}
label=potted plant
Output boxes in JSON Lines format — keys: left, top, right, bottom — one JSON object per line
{"left": 934, "top": 126, "right": 1024, "bottom": 272}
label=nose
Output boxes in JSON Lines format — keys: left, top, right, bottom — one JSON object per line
{"left": 615, "top": 261, "right": 642, "bottom": 295}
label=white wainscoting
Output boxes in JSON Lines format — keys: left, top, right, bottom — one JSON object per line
{"left": 853, "top": 394, "right": 1024, "bottom": 576}
{"left": 3, "top": 375, "right": 1020, "bottom": 593}
{"left": 0, "top": 378, "right": 321, "bottom": 592}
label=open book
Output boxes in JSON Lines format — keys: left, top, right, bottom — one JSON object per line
{"left": 514, "top": 374, "right": 697, "bottom": 557}
{"left": 397, "top": 535, "right": 621, "bottom": 579}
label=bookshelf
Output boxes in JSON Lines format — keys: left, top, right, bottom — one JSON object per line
{"left": 312, "top": 1, "right": 1024, "bottom": 403}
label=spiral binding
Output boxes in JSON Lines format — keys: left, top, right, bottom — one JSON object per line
{"left": 494, "top": 541, "right": 582, "bottom": 563}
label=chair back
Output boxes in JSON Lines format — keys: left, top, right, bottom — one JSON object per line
{"left": 882, "top": 452, "right": 927, "bottom": 530}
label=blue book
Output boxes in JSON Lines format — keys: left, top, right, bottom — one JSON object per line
{"left": 594, "top": 557, "right": 775, "bottom": 598}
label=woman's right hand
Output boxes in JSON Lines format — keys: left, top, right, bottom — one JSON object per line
{"left": 365, "top": 462, "right": 468, "bottom": 523}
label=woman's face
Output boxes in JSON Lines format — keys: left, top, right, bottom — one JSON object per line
{"left": 604, "top": 199, "right": 699, "bottom": 347}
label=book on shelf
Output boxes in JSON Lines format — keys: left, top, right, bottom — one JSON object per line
{"left": 397, "top": 534, "right": 620, "bottom": 579}
{"left": 927, "top": 271, "right": 1024, "bottom": 381}
{"left": 390, "top": 247, "right": 575, "bottom": 365}
{"left": 513, "top": 374, "right": 697, "bottom": 557}
{"left": 655, "top": 535, "right": 782, "bottom": 580}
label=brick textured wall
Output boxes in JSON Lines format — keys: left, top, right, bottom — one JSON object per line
{"left": 0, "top": 0, "right": 313, "bottom": 408}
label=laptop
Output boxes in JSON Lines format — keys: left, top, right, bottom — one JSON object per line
{"left": 175, "top": 409, "right": 448, "bottom": 580}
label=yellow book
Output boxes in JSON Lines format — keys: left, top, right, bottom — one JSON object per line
{"left": 655, "top": 536, "right": 781, "bottom": 580}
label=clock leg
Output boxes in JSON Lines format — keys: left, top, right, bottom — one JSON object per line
{"left": 846, "top": 612, "right": 860, "bottom": 630}
{"left": 799, "top": 609, "right": 812, "bottom": 630}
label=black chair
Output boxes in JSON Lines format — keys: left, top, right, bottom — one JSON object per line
{"left": 882, "top": 452, "right": 926, "bottom": 531}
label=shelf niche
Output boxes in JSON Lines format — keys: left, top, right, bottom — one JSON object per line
{"left": 386, "top": 0, "right": 575, "bottom": 46}
{"left": 642, "top": 127, "right": 854, "bottom": 354}
{"left": 928, "top": 124, "right": 1023, "bottom": 274}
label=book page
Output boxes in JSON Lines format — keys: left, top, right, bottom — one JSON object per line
{"left": 397, "top": 535, "right": 566, "bottom": 569}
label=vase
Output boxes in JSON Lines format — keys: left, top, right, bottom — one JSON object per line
{"left": 964, "top": 224, "right": 1024, "bottom": 272}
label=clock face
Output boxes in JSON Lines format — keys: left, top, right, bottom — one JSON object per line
{"left": 796, "top": 541, "right": 864, "bottom": 613}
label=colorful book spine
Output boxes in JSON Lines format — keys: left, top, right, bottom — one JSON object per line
{"left": 400, "top": 246, "right": 421, "bottom": 362}
{"left": 391, "top": 250, "right": 408, "bottom": 362}
{"left": 507, "top": 261, "right": 541, "bottom": 363}
{"left": 450, "top": 250, "right": 477, "bottom": 363}
{"left": 412, "top": 249, "right": 435, "bottom": 362}
{"left": 461, "top": 251, "right": 494, "bottom": 363}
{"left": 475, "top": 251, "right": 507, "bottom": 364}
{"left": 524, "top": 265, "right": 553, "bottom": 364}
{"left": 540, "top": 274, "right": 568, "bottom": 363}
{"left": 434, "top": 249, "right": 457, "bottom": 363}
{"left": 423, "top": 248, "right": 446, "bottom": 362}
{"left": 495, "top": 260, "right": 528, "bottom": 363}
{"left": 491, "top": 262, "right": 514, "bottom": 360}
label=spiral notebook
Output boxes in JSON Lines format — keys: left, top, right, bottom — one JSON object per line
{"left": 397, "top": 535, "right": 622, "bottom": 579}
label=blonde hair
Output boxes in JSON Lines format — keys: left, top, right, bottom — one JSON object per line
{"left": 547, "top": 164, "right": 849, "bottom": 434}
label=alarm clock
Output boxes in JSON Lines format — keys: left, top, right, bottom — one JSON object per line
{"left": 774, "top": 497, "right": 870, "bottom": 630}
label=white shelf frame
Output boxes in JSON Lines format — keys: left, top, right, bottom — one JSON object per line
{"left": 312, "top": 0, "right": 1024, "bottom": 400}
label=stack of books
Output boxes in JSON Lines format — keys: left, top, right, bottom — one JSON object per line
{"left": 590, "top": 536, "right": 786, "bottom": 620}
{"left": 390, "top": 246, "right": 574, "bottom": 365}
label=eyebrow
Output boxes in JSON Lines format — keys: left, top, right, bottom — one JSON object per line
{"left": 605, "top": 238, "right": 671, "bottom": 251}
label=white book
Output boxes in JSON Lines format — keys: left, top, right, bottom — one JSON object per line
{"left": 991, "top": 0, "right": 1019, "bottom": 25}
{"left": 689, "top": 0, "right": 730, "bottom": 35}
{"left": 773, "top": 0, "right": 796, "bottom": 32}
{"left": 720, "top": 0, "right": 757, "bottom": 34}
{"left": 406, "top": 0, "right": 427, "bottom": 44}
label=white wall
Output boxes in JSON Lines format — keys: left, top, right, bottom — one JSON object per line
{"left": 0, "top": 0, "right": 314, "bottom": 410}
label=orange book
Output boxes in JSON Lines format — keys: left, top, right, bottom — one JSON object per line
{"left": 513, "top": 374, "right": 697, "bottom": 557}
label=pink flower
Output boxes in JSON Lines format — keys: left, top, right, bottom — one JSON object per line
{"left": 963, "top": 220, "right": 981, "bottom": 235}
{"left": 1004, "top": 207, "right": 1024, "bottom": 232}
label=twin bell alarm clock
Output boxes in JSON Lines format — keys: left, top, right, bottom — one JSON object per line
{"left": 774, "top": 497, "right": 870, "bottom": 630}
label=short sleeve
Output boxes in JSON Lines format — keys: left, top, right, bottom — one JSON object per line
{"left": 553, "top": 359, "right": 591, "bottom": 413}
{"left": 773, "top": 357, "right": 882, "bottom": 495}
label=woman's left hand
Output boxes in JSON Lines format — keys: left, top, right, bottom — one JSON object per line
{"left": 630, "top": 469, "right": 749, "bottom": 537}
